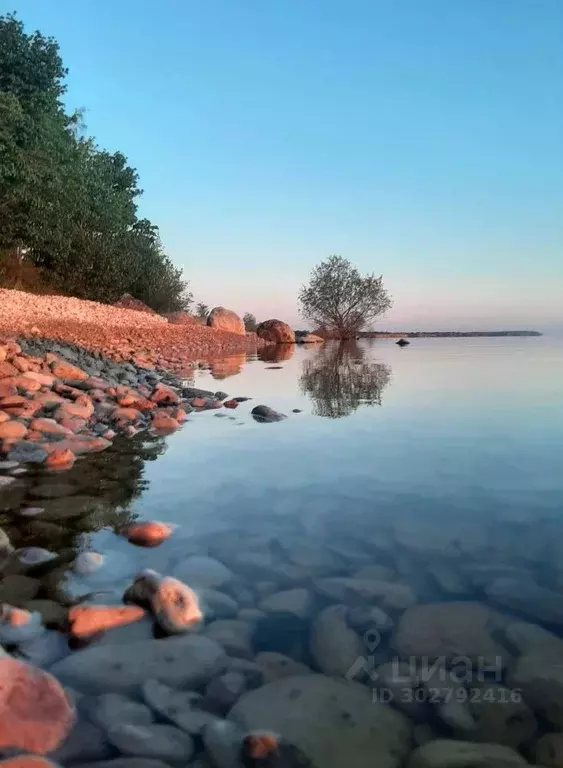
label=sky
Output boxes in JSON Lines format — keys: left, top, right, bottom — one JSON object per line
{"left": 10, "top": 0, "right": 563, "bottom": 330}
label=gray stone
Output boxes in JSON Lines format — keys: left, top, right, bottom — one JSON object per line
{"left": 16, "top": 630, "right": 69, "bottom": 667}
{"left": 49, "top": 719, "right": 112, "bottom": 764}
{"left": 204, "top": 619, "right": 254, "bottom": 658}
{"left": 8, "top": 441, "right": 48, "bottom": 464}
{"left": 508, "top": 654, "right": 563, "bottom": 728}
{"left": 533, "top": 733, "right": 563, "bottom": 767}
{"left": 374, "top": 661, "right": 425, "bottom": 718}
{"left": 460, "top": 683, "right": 537, "bottom": 748}
{"left": 88, "top": 693, "right": 154, "bottom": 731}
{"left": 503, "top": 621, "right": 563, "bottom": 659}
{"left": 259, "top": 588, "right": 313, "bottom": 618}
{"left": 237, "top": 609, "right": 266, "bottom": 622}
{"left": 486, "top": 577, "right": 563, "bottom": 625}
{"left": 314, "top": 577, "right": 416, "bottom": 611}
{"left": 310, "top": 604, "right": 364, "bottom": 678}
{"left": 143, "top": 678, "right": 221, "bottom": 735}
{"left": 254, "top": 652, "right": 313, "bottom": 683}
{"left": 229, "top": 674, "right": 412, "bottom": 768}
{"left": 0, "top": 476, "right": 16, "bottom": 489}
{"left": 413, "top": 724, "right": 438, "bottom": 747}
{"left": 201, "top": 589, "right": 239, "bottom": 619}
{"left": 106, "top": 723, "right": 194, "bottom": 762}
{"left": 203, "top": 720, "right": 244, "bottom": 768}
{"left": 347, "top": 605, "right": 394, "bottom": 634}
{"left": 251, "top": 405, "right": 287, "bottom": 422}
{"left": 204, "top": 671, "right": 248, "bottom": 713}
{"left": 421, "top": 664, "right": 475, "bottom": 732}
{"left": 49, "top": 634, "right": 226, "bottom": 693}
{"left": 173, "top": 556, "right": 233, "bottom": 588}
{"left": 353, "top": 564, "right": 398, "bottom": 581}
{"left": 393, "top": 602, "right": 509, "bottom": 664}
{"left": 406, "top": 739, "right": 527, "bottom": 768}
{"left": 426, "top": 563, "right": 470, "bottom": 595}
{"left": 16, "top": 546, "right": 58, "bottom": 569}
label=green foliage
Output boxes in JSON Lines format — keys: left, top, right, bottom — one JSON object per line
{"left": 0, "top": 13, "right": 190, "bottom": 312}
{"left": 196, "top": 302, "right": 209, "bottom": 318}
{"left": 243, "top": 312, "right": 257, "bottom": 332}
{"left": 299, "top": 255, "right": 392, "bottom": 337}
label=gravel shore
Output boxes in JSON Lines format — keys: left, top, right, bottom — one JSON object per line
{"left": 0, "top": 289, "right": 265, "bottom": 375}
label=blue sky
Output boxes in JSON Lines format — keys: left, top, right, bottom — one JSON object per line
{"left": 11, "top": 0, "right": 563, "bottom": 329}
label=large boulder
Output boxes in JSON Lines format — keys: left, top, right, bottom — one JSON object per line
{"left": 49, "top": 635, "right": 225, "bottom": 694}
{"left": 229, "top": 674, "right": 411, "bottom": 768}
{"left": 256, "top": 319, "right": 296, "bottom": 344}
{"left": 507, "top": 654, "right": 563, "bottom": 728}
{"left": 393, "top": 602, "right": 509, "bottom": 664}
{"left": 207, "top": 307, "right": 245, "bottom": 335}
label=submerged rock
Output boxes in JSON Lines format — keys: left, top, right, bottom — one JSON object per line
{"left": 406, "top": 739, "right": 527, "bottom": 768}
{"left": 124, "top": 521, "right": 174, "bottom": 547}
{"left": 229, "top": 674, "right": 412, "bottom": 768}
{"left": 106, "top": 722, "right": 194, "bottom": 762}
{"left": 143, "top": 679, "right": 220, "bottom": 734}
{"left": 49, "top": 634, "right": 225, "bottom": 693}
{"left": 68, "top": 605, "right": 146, "bottom": 638}
{"left": 393, "top": 602, "right": 509, "bottom": 663}
{"left": 0, "top": 656, "right": 75, "bottom": 754}
{"left": 486, "top": 577, "right": 563, "bottom": 625}
{"left": 310, "top": 604, "right": 364, "bottom": 678}
{"left": 173, "top": 556, "right": 233, "bottom": 589}
{"left": 251, "top": 405, "right": 287, "bottom": 423}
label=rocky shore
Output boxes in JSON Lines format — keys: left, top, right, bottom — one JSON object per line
{"left": 0, "top": 290, "right": 266, "bottom": 376}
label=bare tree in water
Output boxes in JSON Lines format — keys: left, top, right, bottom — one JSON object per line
{"left": 300, "top": 341, "right": 391, "bottom": 418}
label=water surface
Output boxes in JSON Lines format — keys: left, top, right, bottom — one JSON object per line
{"left": 3, "top": 336, "right": 563, "bottom": 766}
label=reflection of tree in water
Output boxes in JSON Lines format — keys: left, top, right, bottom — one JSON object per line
{"left": 300, "top": 341, "right": 392, "bottom": 418}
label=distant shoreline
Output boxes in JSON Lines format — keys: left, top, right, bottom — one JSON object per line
{"left": 359, "top": 330, "right": 542, "bottom": 338}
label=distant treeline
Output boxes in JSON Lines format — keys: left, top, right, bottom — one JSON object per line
{"left": 0, "top": 14, "right": 191, "bottom": 312}
{"left": 359, "top": 331, "right": 542, "bottom": 338}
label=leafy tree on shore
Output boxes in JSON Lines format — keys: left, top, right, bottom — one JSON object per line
{"left": 0, "top": 13, "right": 191, "bottom": 311}
{"left": 196, "top": 302, "right": 209, "bottom": 318}
{"left": 243, "top": 312, "right": 257, "bottom": 332}
{"left": 298, "top": 255, "right": 392, "bottom": 337}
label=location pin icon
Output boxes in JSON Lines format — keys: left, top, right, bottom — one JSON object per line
{"left": 364, "top": 628, "right": 381, "bottom": 651}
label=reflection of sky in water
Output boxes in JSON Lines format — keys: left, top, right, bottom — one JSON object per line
{"left": 129, "top": 337, "right": 563, "bottom": 536}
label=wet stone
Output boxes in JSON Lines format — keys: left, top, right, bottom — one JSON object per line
{"left": 87, "top": 693, "right": 154, "bottom": 731}
{"left": 106, "top": 722, "right": 195, "bottom": 762}
{"left": 7, "top": 442, "right": 48, "bottom": 464}
{"left": 142, "top": 679, "right": 221, "bottom": 735}
{"left": 49, "top": 634, "right": 226, "bottom": 694}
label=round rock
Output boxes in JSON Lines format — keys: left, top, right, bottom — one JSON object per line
{"left": 229, "top": 674, "right": 412, "bottom": 768}
{"left": 406, "top": 739, "right": 527, "bottom": 768}
{"left": 49, "top": 634, "right": 225, "bottom": 694}
{"left": 173, "top": 556, "right": 233, "bottom": 588}
{"left": 393, "top": 602, "right": 509, "bottom": 664}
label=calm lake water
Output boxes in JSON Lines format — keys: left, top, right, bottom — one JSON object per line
{"left": 3, "top": 336, "right": 563, "bottom": 767}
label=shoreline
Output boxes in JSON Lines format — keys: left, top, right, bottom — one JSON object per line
{"left": 0, "top": 289, "right": 266, "bottom": 377}
{"left": 359, "top": 330, "right": 542, "bottom": 338}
